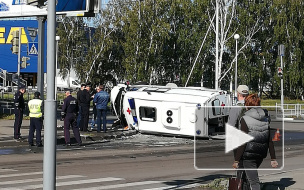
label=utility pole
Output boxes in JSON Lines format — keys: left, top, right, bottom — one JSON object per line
{"left": 278, "top": 44, "right": 284, "bottom": 111}
{"left": 43, "top": 0, "right": 57, "bottom": 189}
{"left": 17, "top": 27, "right": 21, "bottom": 88}
{"left": 37, "top": 17, "right": 46, "bottom": 100}
{"left": 215, "top": 0, "right": 219, "bottom": 90}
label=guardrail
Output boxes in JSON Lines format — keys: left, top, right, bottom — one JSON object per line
{"left": 275, "top": 103, "right": 304, "bottom": 118}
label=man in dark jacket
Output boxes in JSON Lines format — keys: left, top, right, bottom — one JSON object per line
{"left": 13, "top": 85, "right": 26, "bottom": 140}
{"left": 62, "top": 90, "right": 82, "bottom": 146}
{"left": 76, "top": 83, "right": 86, "bottom": 128}
{"left": 79, "top": 83, "right": 92, "bottom": 132}
{"left": 93, "top": 85, "right": 110, "bottom": 133}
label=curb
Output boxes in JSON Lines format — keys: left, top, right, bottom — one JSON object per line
{"left": 0, "top": 128, "right": 138, "bottom": 148}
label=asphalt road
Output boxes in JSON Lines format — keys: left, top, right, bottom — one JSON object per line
{"left": 0, "top": 121, "right": 303, "bottom": 189}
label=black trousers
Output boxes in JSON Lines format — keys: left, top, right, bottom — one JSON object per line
{"left": 14, "top": 108, "right": 23, "bottom": 139}
{"left": 28, "top": 117, "right": 42, "bottom": 146}
{"left": 64, "top": 113, "right": 82, "bottom": 144}
{"left": 237, "top": 159, "right": 263, "bottom": 190}
{"left": 80, "top": 106, "right": 89, "bottom": 131}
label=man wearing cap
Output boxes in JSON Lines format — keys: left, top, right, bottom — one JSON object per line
{"left": 13, "top": 85, "right": 26, "bottom": 140}
{"left": 227, "top": 85, "right": 249, "bottom": 128}
{"left": 61, "top": 90, "right": 82, "bottom": 146}
{"left": 79, "top": 83, "right": 92, "bottom": 132}
{"left": 28, "top": 91, "right": 43, "bottom": 148}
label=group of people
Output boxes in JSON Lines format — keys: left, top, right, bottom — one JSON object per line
{"left": 76, "top": 83, "right": 110, "bottom": 133}
{"left": 61, "top": 83, "right": 110, "bottom": 146}
{"left": 228, "top": 85, "right": 279, "bottom": 190}
{"left": 13, "top": 82, "right": 110, "bottom": 148}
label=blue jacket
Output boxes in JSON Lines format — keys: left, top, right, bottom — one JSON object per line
{"left": 93, "top": 90, "right": 110, "bottom": 110}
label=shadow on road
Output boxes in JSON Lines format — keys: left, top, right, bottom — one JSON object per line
{"left": 261, "top": 178, "right": 296, "bottom": 190}
{"left": 162, "top": 174, "right": 230, "bottom": 189}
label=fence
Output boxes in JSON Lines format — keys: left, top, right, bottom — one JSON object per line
{"left": 275, "top": 103, "right": 304, "bottom": 118}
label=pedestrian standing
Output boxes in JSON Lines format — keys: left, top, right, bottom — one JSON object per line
{"left": 90, "top": 86, "right": 98, "bottom": 130}
{"left": 227, "top": 85, "right": 249, "bottom": 128}
{"left": 79, "top": 83, "right": 92, "bottom": 132}
{"left": 232, "top": 94, "right": 278, "bottom": 190}
{"left": 93, "top": 85, "right": 110, "bottom": 133}
{"left": 13, "top": 85, "right": 26, "bottom": 140}
{"left": 61, "top": 90, "right": 82, "bottom": 146}
{"left": 76, "top": 83, "right": 86, "bottom": 128}
{"left": 28, "top": 91, "right": 43, "bottom": 148}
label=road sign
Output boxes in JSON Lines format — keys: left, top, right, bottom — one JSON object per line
{"left": 0, "top": 0, "right": 100, "bottom": 18}
{"left": 28, "top": 42, "right": 38, "bottom": 56}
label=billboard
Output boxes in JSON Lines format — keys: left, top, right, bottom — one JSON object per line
{"left": 0, "top": 20, "right": 47, "bottom": 73}
{"left": 0, "top": 0, "right": 99, "bottom": 18}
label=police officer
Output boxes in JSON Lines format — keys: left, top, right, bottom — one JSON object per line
{"left": 13, "top": 85, "right": 26, "bottom": 140}
{"left": 28, "top": 91, "right": 43, "bottom": 147}
{"left": 79, "top": 83, "right": 92, "bottom": 132}
{"left": 62, "top": 90, "right": 82, "bottom": 146}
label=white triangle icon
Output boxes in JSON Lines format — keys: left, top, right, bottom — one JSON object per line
{"left": 29, "top": 44, "right": 38, "bottom": 55}
{"left": 225, "top": 124, "right": 254, "bottom": 153}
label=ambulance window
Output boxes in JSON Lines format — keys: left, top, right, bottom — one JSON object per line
{"left": 212, "top": 99, "right": 221, "bottom": 115}
{"left": 139, "top": 107, "right": 156, "bottom": 122}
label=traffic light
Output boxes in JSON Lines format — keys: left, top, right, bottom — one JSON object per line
{"left": 27, "top": 0, "right": 45, "bottom": 7}
{"left": 21, "top": 57, "right": 30, "bottom": 69}
{"left": 278, "top": 67, "right": 283, "bottom": 78}
{"left": 11, "top": 30, "right": 19, "bottom": 54}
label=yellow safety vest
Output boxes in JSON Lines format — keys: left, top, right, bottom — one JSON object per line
{"left": 28, "top": 99, "right": 43, "bottom": 118}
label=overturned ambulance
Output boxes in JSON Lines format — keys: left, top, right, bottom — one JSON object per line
{"left": 110, "top": 84, "right": 232, "bottom": 138}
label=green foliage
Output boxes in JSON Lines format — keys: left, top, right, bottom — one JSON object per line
{"left": 55, "top": 0, "right": 304, "bottom": 99}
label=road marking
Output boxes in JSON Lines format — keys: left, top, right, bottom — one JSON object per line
{"left": 74, "top": 181, "right": 163, "bottom": 190}
{"left": 0, "top": 169, "right": 17, "bottom": 173}
{"left": 142, "top": 182, "right": 203, "bottom": 190}
{"left": 0, "top": 175, "right": 83, "bottom": 185}
{"left": 1, "top": 177, "right": 124, "bottom": 190}
{"left": 0, "top": 171, "right": 42, "bottom": 178}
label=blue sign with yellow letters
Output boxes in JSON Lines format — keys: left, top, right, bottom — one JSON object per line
{"left": 0, "top": 19, "right": 46, "bottom": 73}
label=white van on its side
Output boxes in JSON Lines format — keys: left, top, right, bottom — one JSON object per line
{"left": 111, "top": 84, "right": 231, "bottom": 138}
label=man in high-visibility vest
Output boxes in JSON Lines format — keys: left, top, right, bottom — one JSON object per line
{"left": 28, "top": 91, "right": 43, "bottom": 148}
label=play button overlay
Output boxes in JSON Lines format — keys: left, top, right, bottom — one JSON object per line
{"left": 225, "top": 124, "right": 254, "bottom": 153}
{"left": 194, "top": 105, "right": 284, "bottom": 170}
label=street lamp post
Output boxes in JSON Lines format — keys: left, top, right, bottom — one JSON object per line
{"left": 55, "top": 36, "right": 60, "bottom": 99}
{"left": 279, "top": 44, "right": 284, "bottom": 110}
{"left": 234, "top": 34, "right": 240, "bottom": 100}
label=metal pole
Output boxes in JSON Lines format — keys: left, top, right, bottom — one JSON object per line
{"left": 280, "top": 55, "right": 284, "bottom": 110}
{"left": 55, "top": 36, "right": 60, "bottom": 100}
{"left": 215, "top": 0, "right": 219, "bottom": 90}
{"left": 234, "top": 39, "right": 238, "bottom": 98}
{"left": 43, "top": 0, "right": 57, "bottom": 189}
{"left": 37, "top": 17, "right": 46, "bottom": 100}
{"left": 17, "top": 27, "right": 21, "bottom": 88}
